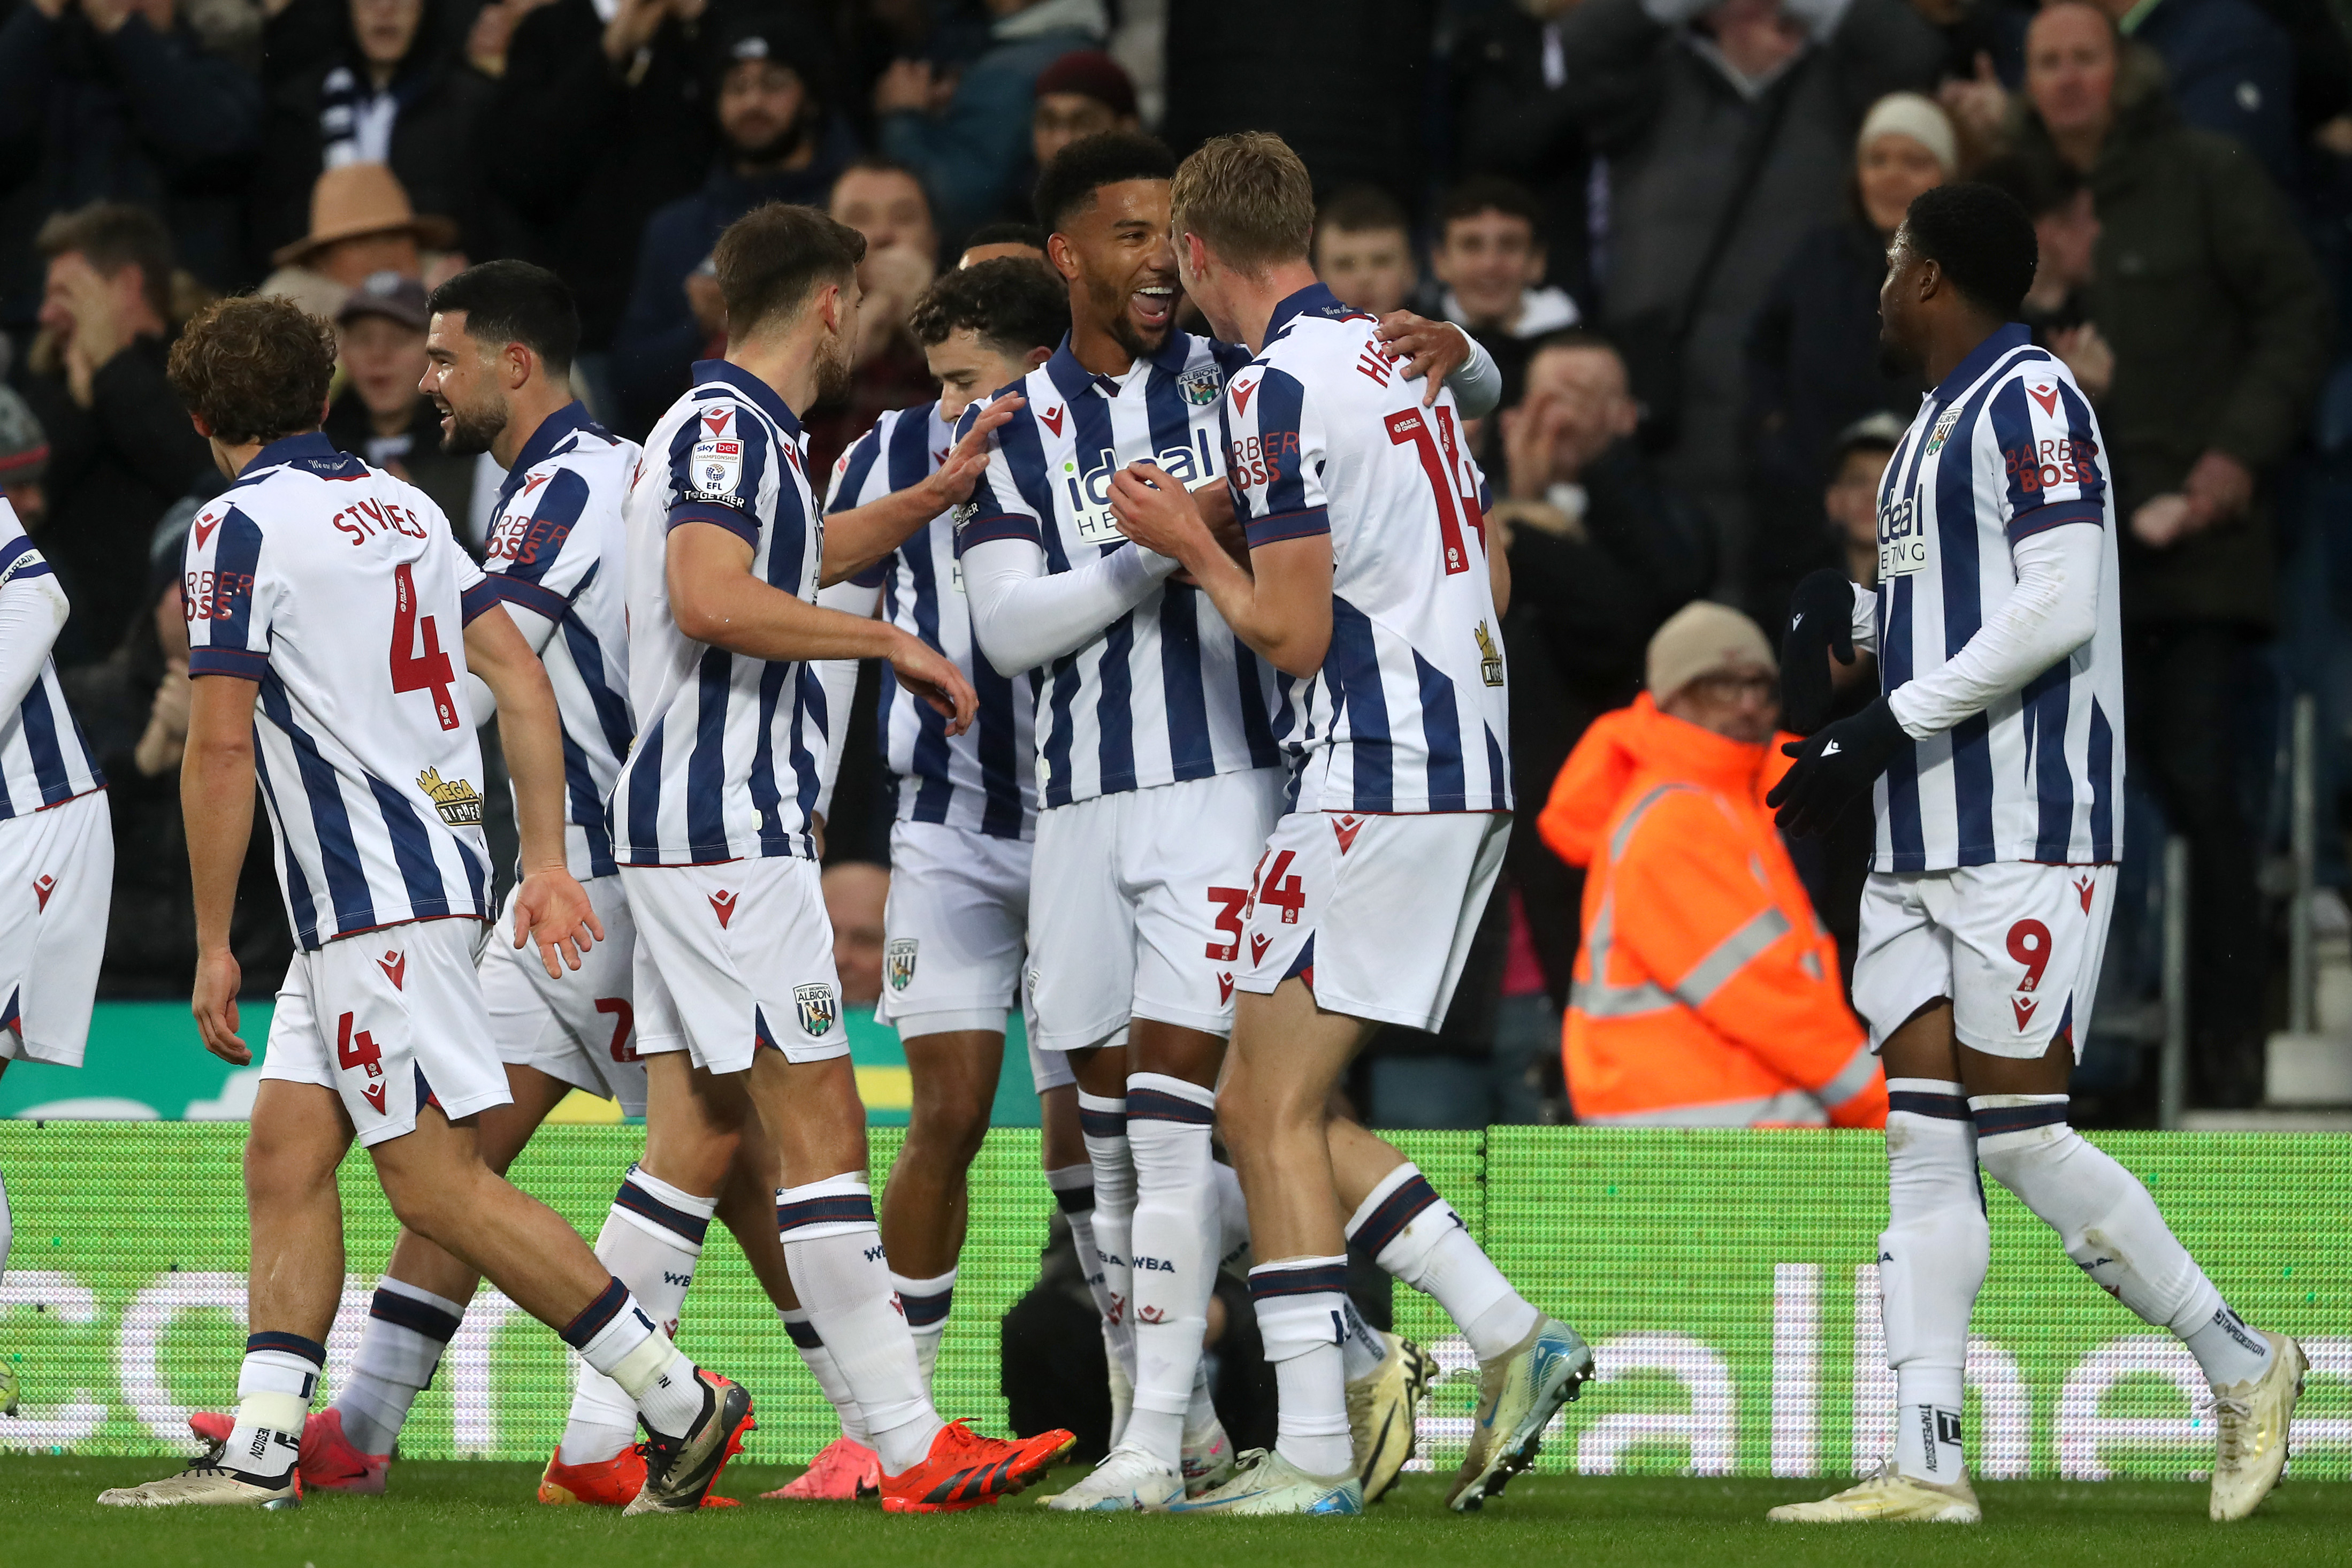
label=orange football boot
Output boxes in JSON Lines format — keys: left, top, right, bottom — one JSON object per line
{"left": 879, "top": 1420, "right": 1076, "bottom": 1514}
{"left": 538, "top": 1430, "right": 749, "bottom": 1509}
{"left": 187, "top": 1407, "right": 388, "bottom": 1494}
{"left": 761, "top": 1435, "right": 882, "bottom": 1501}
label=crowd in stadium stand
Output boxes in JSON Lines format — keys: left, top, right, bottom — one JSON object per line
{"left": 3, "top": 0, "right": 2347, "bottom": 1124}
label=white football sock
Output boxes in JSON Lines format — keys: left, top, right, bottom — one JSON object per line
{"left": 890, "top": 1267, "right": 956, "bottom": 1388}
{"left": 782, "top": 1308, "right": 870, "bottom": 1447}
{"left": 1973, "top": 1095, "right": 2274, "bottom": 1389}
{"left": 1347, "top": 1162, "right": 1537, "bottom": 1361}
{"left": 1079, "top": 1091, "right": 1137, "bottom": 1381}
{"left": 561, "top": 1166, "right": 714, "bottom": 1464}
{"left": 1125, "top": 1073, "right": 1217, "bottom": 1470}
{"left": 1213, "top": 1158, "right": 1252, "bottom": 1272}
{"left": 1251, "top": 1258, "right": 1353, "bottom": 1479}
{"left": 560, "top": 1279, "right": 701, "bottom": 1440}
{"left": 780, "top": 1173, "right": 942, "bottom": 1474}
{"left": 1048, "top": 1162, "right": 1120, "bottom": 1335}
{"left": 224, "top": 1332, "right": 322, "bottom": 1483}
{"left": 333, "top": 1277, "right": 464, "bottom": 1456}
{"left": 1881, "top": 1080, "right": 1983, "bottom": 1483}
{"left": 1183, "top": 1357, "right": 1219, "bottom": 1442}
{"left": 1340, "top": 1298, "right": 1386, "bottom": 1382}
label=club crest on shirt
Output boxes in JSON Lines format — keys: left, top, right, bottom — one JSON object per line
{"left": 885, "top": 937, "right": 918, "bottom": 992}
{"left": 1922, "top": 404, "right": 1965, "bottom": 456}
{"left": 690, "top": 438, "right": 743, "bottom": 502}
{"left": 795, "top": 982, "right": 839, "bottom": 1037}
{"left": 1178, "top": 363, "right": 1224, "bottom": 407}
{"left": 415, "top": 766, "right": 483, "bottom": 828}
{"left": 1476, "top": 621, "right": 1505, "bottom": 687}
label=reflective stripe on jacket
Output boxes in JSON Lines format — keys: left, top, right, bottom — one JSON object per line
{"left": 1538, "top": 694, "right": 1884, "bottom": 1128}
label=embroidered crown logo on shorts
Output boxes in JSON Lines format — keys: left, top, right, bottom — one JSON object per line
{"left": 415, "top": 767, "right": 483, "bottom": 828}
{"left": 885, "top": 938, "right": 918, "bottom": 992}
{"left": 1476, "top": 621, "right": 1505, "bottom": 687}
{"left": 795, "top": 983, "right": 839, "bottom": 1038}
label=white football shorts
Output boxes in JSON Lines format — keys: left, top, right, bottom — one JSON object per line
{"left": 261, "top": 916, "right": 510, "bottom": 1146}
{"left": 1026, "top": 769, "right": 1285, "bottom": 1052}
{"left": 622, "top": 855, "right": 849, "bottom": 1075}
{"left": 480, "top": 872, "right": 645, "bottom": 1115}
{"left": 1235, "top": 809, "right": 1509, "bottom": 1034}
{"left": 0, "top": 788, "right": 111, "bottom": 1068}
{"left": 1852, "top": 861, "right": 2117, "bottom": 1061}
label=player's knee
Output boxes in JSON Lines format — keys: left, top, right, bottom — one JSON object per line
{"left": 242, "top": 1123, "right": 341, "bottom": 1200}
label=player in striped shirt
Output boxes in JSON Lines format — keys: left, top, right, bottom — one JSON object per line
{"left": 1768, "top": 183, "right": 2302, "bottom": 1526}
{"left": 106, "top": 295, "right": 750, "bottom": 1513}
{"left": 610, "top": 201, "right": 1073, "bottom": 1512}
{"left": 1110, "top": 132, "right": 1591, "bottom": 1518}
{"left": 0, "top": 493, "right": 112, "bottom": 1420}
{"left": 964, "top": 133, "right": 1505, "bottom": 1512}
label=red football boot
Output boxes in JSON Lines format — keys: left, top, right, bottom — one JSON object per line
{"left": 537, "top": 1430, "right": 750, "bottom": 1509}
{"left": 761, "top": 1435, "right": 881, "bottom": 1501}
{"left": 878, "top": 1420, "right": 1076, "bottom": 1514}
{"left": 186, "top": 1408, "right": 388, "bottom": 1495}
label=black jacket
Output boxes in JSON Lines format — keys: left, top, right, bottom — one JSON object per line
{"left": 1449, "top": 3, "right": 1596, "bottom": 311}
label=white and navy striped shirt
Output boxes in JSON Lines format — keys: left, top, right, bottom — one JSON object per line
{"left": 957, "top": 332, "right": 1280, "bottom": 808}
{"left": 479, "top": 403, "right": 639, "bottom": 880}
{"left": 611, "top": 360, "right": 828, "bottom": 866}
{"left": 830, "top": 402, "right": 1036, "bottom": 839}
{"left": 182, "top": 435, "right": 498, "bottom": 949}
{"left": 1227, "top": 285, "right": 1509, "bottom": 815}
{"left": 0, "top": 498, "right": 104, "bottom": 820}
{"left": 1873, "top": 323, "right": 2124, "bottom": 871}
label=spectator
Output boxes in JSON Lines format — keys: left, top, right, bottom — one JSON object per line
{"left": 1555, "top": 0, "right": 1941, "bottom": 588}
{"left": 0, "top": 386, "right": 51, "bottom": 527}
{"left": 20, "top": 203, "right": 215, "bottom": 667}
{"left": 0, "top": 0, "right": 265, "bottom": 322}
{"left": 1449, "top": 0, "right": 1598, "bottom": 309}
{"left": 1823, "top": 411, "right": 1903, "bottom": 592}
{"left": 1539, "top": 601, "right": 1885, "bottom": 1129}
{"left": 1429, "top": 177, "right": 1581, "bottom": 414}
{"left": 1973, "top": 152, "right": 2110, "bottom": 398}
{"left": 876, "top": 0, "right": 1107, "bottom": 245}
{"left": 802, "top": 157, "right": 943, "bottom": 477}
{"left": 610, "top": 13, "right": 848, "bottom": 435}
{"left": 258, "top": 161, "right": 455, "bottom": 320}
{"left": 2107, "top": 0, "right": 2297, "bottom": 194}
{"left": 1028, "top": 49, "right": 1139, "bottom": 180}
{"left": 320, "top": 271, "right": 477, "bottom": 529}
{"left": 250, "top": 0, "right": 496, "bottom": 271}
{"left": 961, "top": 220, "right": 1048, "bottom": 266}
{"left": 1312, "top": 186, "right": 1418, "bottom": 320}
{"left": 824, "top": 861, "right": 890, "bottom": 1008}
{"left": 1744, "top": 91, "right": 1951, "bottom": 627}
{"left": 2015, "top": 1, "right": 2331, "bottom": 1105}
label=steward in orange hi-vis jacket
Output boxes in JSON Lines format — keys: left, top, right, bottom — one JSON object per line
{"left": 1539, "top": 615, "right": 1886, "bottom": 1128}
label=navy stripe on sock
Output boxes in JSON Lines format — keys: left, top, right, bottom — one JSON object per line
{"left": 1248, "top": 1263, "right": 1351, "bottom": 1302}
{"left": 560, "top": 1276, "right": 630, "bottom": 1350}
{"left": 1888, "top": 1090, "right": 1972, "bottom": 1121}
{"left": 899, "top": 1289, "right": 953, "bottom": 1328}
{"left": 1349, "top": 1173, "right": 1444, "bottom": 1257}
{"left": 1972, "top": 1101, "right": 2070, "bottom": 1137}
{"left": 246, "top": 1330, "right": 326, "bottom": 1366}
{"left": 1126, "top": 1085, "right": 1215, "bottom": 1125}
{"left": 1078, "top": 1103, "right": 1127, "bottom": 1139}
{"left": 369, "top": 1287, "right": 462, "bottom": 1345}
{"left": 614, "top": 1178, "right": 713, "bottom": 1245}
{"left": 783, "top": 1317, "right": 822, "bottom": 1350}
{"left": 776, "top": 1192, "right": 877, "bottom": 1234}
{"left": 1051, "top": 1182, "right": 1095, "bottom": 1215}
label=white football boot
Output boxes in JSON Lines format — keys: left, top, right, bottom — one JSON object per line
{"left": 1042, "top": 1442, "right": 1185, "bottom": 1512}
{"left": 98, "top": 1449, "right": 301, "bottom": 1510}
{"left": 1767, "top": 1460, "right": 1981, "bottom": 1524}
{"left": 1347, "top": 1330, "right": 1433, "bottom": 1504}
{"left": 2210, "top": 1332, "right": 2308, "bottom": 1522}
{"left": 1448, "top": 1316, "right": 1594, "bottom": 1511}
{"left": 1164, "top": 1447, "right": 1363, "bottom": 1516}
{"left": 1181, "top": 1403, "right": 1236, "bottom": 1497}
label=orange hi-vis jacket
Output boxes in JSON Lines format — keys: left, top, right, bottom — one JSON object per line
{"left": 1538, "top": 694, "right": 1887, "bottom": 1128}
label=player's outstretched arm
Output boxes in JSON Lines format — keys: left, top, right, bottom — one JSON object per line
{"left": 817, "top": 392, "right": 1025, "bottom": 586}
{"left": 182, "top": 674, "right": 262, "bottom": 1065}
{"left": 669, "top": 521, "right": 976, "bottom": 732}
{"left": 1110, "top": 461, "right": 1333, "bottom": 677}
{"left": 464, "top": 604, "right": 604, "bottom": 977}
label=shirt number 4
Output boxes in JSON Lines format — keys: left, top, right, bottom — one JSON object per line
{"left": 390, "top": 561, "right": 461, "bottom": 731}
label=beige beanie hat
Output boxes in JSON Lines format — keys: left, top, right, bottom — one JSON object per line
{"left": 1646, "top": 602, "right": 1776, "bottom": 702}
{"left": 1858, "top": 91, "right": 1959, "bottom": 175}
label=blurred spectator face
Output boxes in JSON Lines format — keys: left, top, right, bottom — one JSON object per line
{"left": 314, "top": 231, "right": 422, "bottom": 287}
{"left": 926, "top": 328, "right": 1041, "bottom": 423}
{"left": 2036, "top": 187, "right": 2101, "bottom": 291}
{"left": 823, "top": 863, "right": 890, "bottom": 1007}
{"left": 352, "top": 0, "right": 424, "bottom": 72}
{"left": 2025, "top": 4, "right": 2119, "bottom": 144}
{"left": 1432, "top": 208, "right": 1543, "bottom": 330}
{"left": 1824, "top": 443, "right": 1893, "bottom": 574}
{"left": 341, "top": 315, "right": 430, "bottom": 424}
{"left": 1857, "top": 133, "right": 1946, "bottom": 236}
{"left": 1033, "top": 92, "right": 1132, "bottom": 171}
{"left": 1, "top": 479, "right": 42, "bottom": 530}
{"left": 1513, "top": 342, "right": 1639, "bottom": 481}
{"left": 1662, "top": 661, "right": 1780, "bottom": 745}
{"left": 832, "top": 166, "right": 937, "bottom": 263}
{"left": 37, "top": 251, "right": 158, "bottom": 350}
{"left": 1315, "top": 223, "right": 1416, "bottom": 319}
{"left": 719, "top": 59, "right": 811, "bottom": 163}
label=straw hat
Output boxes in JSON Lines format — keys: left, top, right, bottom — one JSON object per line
{"left": 272, "top": 163, "right": 457, "bottom": 267}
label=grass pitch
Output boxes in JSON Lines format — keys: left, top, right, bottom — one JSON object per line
{"left": 4, "top": 1457, "right": 2342, "bottom": 1568}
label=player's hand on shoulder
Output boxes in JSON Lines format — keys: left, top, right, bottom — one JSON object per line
{"left": 512, "top": 867, "right": 604, "bottom": 980}
{"left": 1374, "top": 312, "right": 1469, "bottom": 404}
{"left": 1781, "top": 568, "right": 1860, "bottom": 736}
{"left": 191, "top": 949, "right": 249, "bottom": 1066}
{"left": 887, "top": 626, "right": 977, "bottom": 737}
